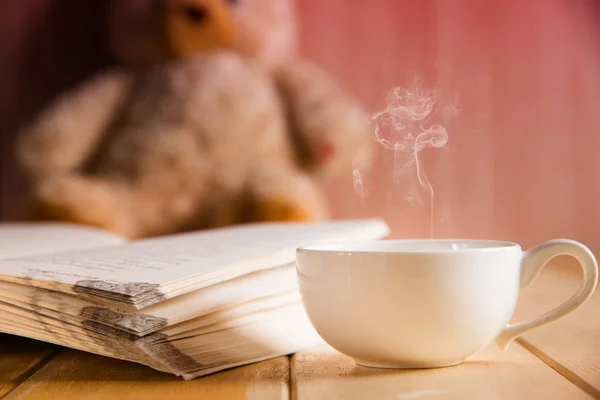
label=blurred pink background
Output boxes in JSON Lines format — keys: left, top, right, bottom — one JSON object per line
{"left": 298, "top": 0, "right": 600, "bottom": 253}
{"left": 1, "top": 0, "right": 599, "bottom": 253}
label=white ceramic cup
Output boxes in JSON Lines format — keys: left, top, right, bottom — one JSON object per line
{"left": 295, "top": 239, "right": 598, "bottom": 369}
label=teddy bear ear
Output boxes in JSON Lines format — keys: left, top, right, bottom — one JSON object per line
{"left": 164, "top": 0, "right": 237, "bottom": 57}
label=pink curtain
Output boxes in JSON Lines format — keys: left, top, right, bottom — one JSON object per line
{"left": 297, "top": 0, "right": 600, "bottom": 252}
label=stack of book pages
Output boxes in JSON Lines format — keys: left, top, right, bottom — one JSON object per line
{"left": 0, "top": 218, "right": 389, "bottom": 379}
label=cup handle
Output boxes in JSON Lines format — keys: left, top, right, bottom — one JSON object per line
{"left": 495, "top": 239, "right": 598, "bottom": 351}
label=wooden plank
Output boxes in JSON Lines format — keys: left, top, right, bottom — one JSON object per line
{"left": 291, "top": 343, "right": 592, "bottom": 400}
{"left": 0, "top": 334, "right": 58, "bottom": 398}
{"left": 5, "top": 349, "right": 289, "bottom": 400}
{"left": 512, "top": 261, "right": 600, "bottom": 397}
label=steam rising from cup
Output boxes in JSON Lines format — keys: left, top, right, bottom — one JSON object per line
{"left": 354, "top": 75, "right": 459, "bottom": 237}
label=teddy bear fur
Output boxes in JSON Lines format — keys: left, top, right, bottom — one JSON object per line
{"left": 15, "top": 0, "right": 373, "bottom": 239}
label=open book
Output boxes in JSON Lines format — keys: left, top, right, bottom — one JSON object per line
{"left": 0, "top": 218, "right": 389, "bottom": 379}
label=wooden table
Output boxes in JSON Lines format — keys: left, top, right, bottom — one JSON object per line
{"left": 1, "top": 263, "right": 598, "bottom": 399}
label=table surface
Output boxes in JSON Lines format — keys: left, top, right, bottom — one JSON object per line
{"left": 1, "top": 263, "right": 598, "bottom": 400}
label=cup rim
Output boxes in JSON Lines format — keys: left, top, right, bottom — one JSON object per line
{"left": 297, "top": 238, "right": 522, "bottom": 254}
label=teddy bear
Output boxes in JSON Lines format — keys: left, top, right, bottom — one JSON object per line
{"left": 14, "top": 0, "right": 373, "bottom": 239}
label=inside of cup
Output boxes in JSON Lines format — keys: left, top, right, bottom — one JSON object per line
{"left": 299, "top": 239, "right": 519, "bottom": 253}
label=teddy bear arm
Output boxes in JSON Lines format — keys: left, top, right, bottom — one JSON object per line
{"left": 16, "top": 70, "right": 132, "bottom": 181}
{"left": 275, "top": 61, "right": 373, "bottom": 180}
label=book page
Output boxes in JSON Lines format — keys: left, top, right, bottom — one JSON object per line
{"left": 0, "top": 223, "right": 126, "bottom": 259}
{"left": 0, "top": 219, "right": 390, "bottom": 298}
